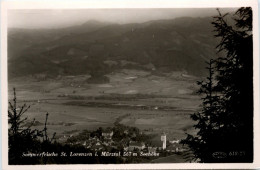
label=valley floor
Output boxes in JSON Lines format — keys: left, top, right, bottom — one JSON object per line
{"left": 8, "top": 69, "right": 201, "bottom": 163}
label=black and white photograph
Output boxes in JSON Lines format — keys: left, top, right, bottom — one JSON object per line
{"left": 1, "top": 0, "right": 260, "bottom": 168}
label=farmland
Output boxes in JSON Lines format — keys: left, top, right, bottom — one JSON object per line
{"left": 8, "top": 69, "right": 200, "bottom": 146}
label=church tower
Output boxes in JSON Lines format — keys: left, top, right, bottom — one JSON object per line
{"left": 161, "top": 133, "right": 166, "bottom": 150}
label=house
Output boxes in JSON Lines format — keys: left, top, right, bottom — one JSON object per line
{"left": 92, "top": 144, "right": 104, "bottom": 151}
{"left": 148, "top": 147, "right": 157, "bottom": 153}
{"left": 123, "top": 130, "right": 129, "bottom": 135}
{"left": 128, "top": 141, "right": 145, "bottom": 151}
{"left": 103, "top": 139, "right": 114, "bottom": 146}
{"left": 123, "top": 146, "right": 129, "bottom": 151}
{"left": 166, "top": 143, "right": 182, "bottom": 153}
{"left": 166, "top": 145, "right": 178, "bottom": 153}
{"left": 102, "top": 130, "right": 114, "bottom": 139}
{"left": 169, "top": 139, "right": 180, "bottom": 144}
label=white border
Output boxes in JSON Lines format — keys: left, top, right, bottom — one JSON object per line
{"left": 1, "top": 0, "right": 260, "bottom": 169}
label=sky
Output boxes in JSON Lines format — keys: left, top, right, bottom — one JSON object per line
{"left": 8, "top": 8, "right": 236, "bottom": 29}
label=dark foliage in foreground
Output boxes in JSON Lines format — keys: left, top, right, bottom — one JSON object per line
{"left": 182, "top": 7, "right": 253, "bottom": 163}
{"left": 8, "top": 88, "right": 125, "bottom": 164}
{"left": 8, "top": 89, "right": 159, "bottom": 164}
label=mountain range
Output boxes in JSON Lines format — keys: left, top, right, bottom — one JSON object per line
{"left": 8, "top": 16, "right": 221, "bottom": 79}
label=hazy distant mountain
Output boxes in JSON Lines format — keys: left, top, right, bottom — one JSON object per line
{"left": 8, "top": 17, "right": 220, "bottom": 78}
{"left": 8, "top": 20, "right": 111, "bottom": 59}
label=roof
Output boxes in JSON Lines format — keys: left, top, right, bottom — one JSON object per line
{"left": 92, "top": 144, "right": 104, "bottom": 150}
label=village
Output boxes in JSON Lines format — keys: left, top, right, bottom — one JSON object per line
{"left": 58, "top": 123, "right": 188, "bottom": 159}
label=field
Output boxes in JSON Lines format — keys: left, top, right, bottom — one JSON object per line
{"left": 8, "top": 69, "right": 201, "bottom": 145}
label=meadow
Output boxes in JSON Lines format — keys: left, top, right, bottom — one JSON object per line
{"left": 8, "top": 69, "right": 200, "bottom": 145}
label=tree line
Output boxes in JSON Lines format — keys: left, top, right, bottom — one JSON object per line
{"left": 182, "top": 7, "right": 253, "bottom": 163}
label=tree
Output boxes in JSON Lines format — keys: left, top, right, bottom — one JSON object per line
{"left": 8, "top": 88, "right": 56, "bottom": 164}
{"left": 8, "top": 88, "right": 129, "bottom": 164}
{"left": 182, "top": 7, "right": 253, "bottom": 163}
{"left": 8, "top": 88, "right": 42, "bottom": 164}
{"left": 212, "top": 7, "right": 253, "bottom": 162}
{"left": 182, "top": 60, "right": 220, "bottom": 162}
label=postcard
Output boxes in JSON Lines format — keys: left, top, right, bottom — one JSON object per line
{"left": 1, "top": 0, "right": 259, "bottom": 169}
